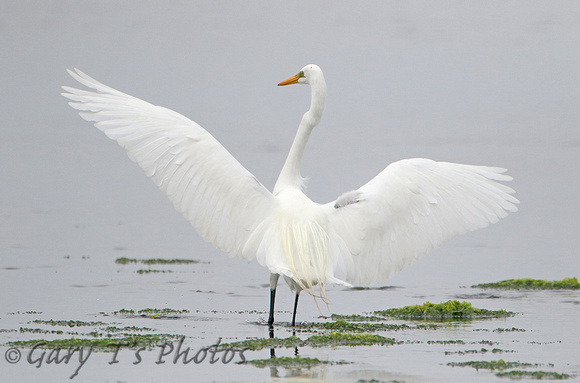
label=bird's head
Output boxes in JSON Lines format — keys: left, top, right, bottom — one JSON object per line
{"left": 278, "top": 64, "right": 323, "bottom": 86}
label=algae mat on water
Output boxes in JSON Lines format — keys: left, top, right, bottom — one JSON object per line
{"left": 8, "top": 334, "right": 179, "bottom": 351}
{"left": 223, "top": 332, "right": 395, "bottom": 351}
{"left": 373, "top": 300, "right": 513, "bottom": 320}
{"left": 7, "top": 308, "right": 190, "bottom": 351}
{"left": 115, "top": 257, "right": 201, "bottom": 265}
{"left": 246, "top": 356, "right": 336, "bottom": 368}
{"left": 448, "top": 359, "right": 572, "bottom": 380}
{"left": 8, "top": 300, "right": 572, "bottom": 379}
{"left": 472, "top": 277, "right": 580, "bottom": 290}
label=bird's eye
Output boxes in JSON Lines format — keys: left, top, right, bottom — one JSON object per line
{"left": 298, "top": 71, "right": 305, "bottom": 78}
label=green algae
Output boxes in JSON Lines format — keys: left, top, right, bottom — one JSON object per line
{"left": 246, "top": 356, "right": 330, "bottom": 368}
{"left": 115, "top": 257, "right": 200, "bottom": 265}
{"left": 448, "top": 360, "right": 572, "bottom": 380}
{"left": 103, "top": 325, "right": 154, "bottom": 333}
{"left": 306, "top": 332, "right": 394, "bottom": 347}
{"left": 31, "top": 319, "right": 106, "bottom": 327}
{"left": 111, "top": 308, "right": 189, "bottom": 318}
{"left": 427, "top": 340, "right": 465, "bottom": 345}
{"left": 224, "top": 332, "right": 394, "bottom": 351}
{"left": 8, "top": 334, "right": 176, "bottom": 351}
{"left": 20, "top": 327, "right": 64, "bottom": 335}
{"left": 445, "top": 348, "right": 514, "bottom": 356}
{"left": 374, "top": 300, "right": 513, "bottom": 320}
{"left": 493, "top": 327, "right": 526, "bottom": 333}
{"left": 330, "top": 313, "right": 387, "bottom": 322}
{"left": 496, "top": 371, "right": 572, "bottom": 379}
{"left": 136, "top": 269, "right": 173, "bottom": 274}
{"left": 9, "top": 311, "right": 180, "bottom": 352}
{"left": 448, "top": 359, "right": 535, "bottom": 370}
{"left": 298, "top": 320, "right": 439, "bottom": 332}
{"left": 472, "top": 277, "right": 579, "bottom": 290}
{"left": 8, "top": 311, "right": 42, "bottom": 315}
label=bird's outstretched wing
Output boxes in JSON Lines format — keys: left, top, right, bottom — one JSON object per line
{"left": 324, "top": 158, "right": 519, "bottom": 286}
{"left": 62, "top": 69, "right": 275, "bottom": 258}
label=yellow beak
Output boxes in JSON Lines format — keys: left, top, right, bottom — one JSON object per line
{"left": 278, "top": 74, "right": 300, "bottom": 86}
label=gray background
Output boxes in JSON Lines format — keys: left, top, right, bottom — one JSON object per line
{"left": 1, "top": 1, "right": 577, "bottom": 279}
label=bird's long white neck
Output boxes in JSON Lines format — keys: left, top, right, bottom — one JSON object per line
{"left": 274, "top": 78, "right": 326, "bottom": 194}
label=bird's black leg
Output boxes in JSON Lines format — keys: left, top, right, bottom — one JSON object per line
{"left": 268, "top": 273, "right": 280, "bottom": 326}
{"left": 268, "top": 288, "right": 276, "bottom": 326}
{"left": 291, "top": 292, "right": 300, "bottom": 327}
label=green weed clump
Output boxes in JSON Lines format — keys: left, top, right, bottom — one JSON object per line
{"left": 374, "top": 300, "right": 513, "bottom": 320}
{"left": 115, "top": 257, "right": 200, "bottom": 265}
{"left": 8, "top": 334, "right": 175, "bottom": 351}
{"left": 31, "top": 319, "right": 106, "bottom": 327}
{"left": 448, "top": 359, "right": 534, "bottom": 370}
{"left": 299, "top": 320, "right": 406, "bottom": 332}
{"left": 136, "top": 269, "right": 173, "bottom": 274}
{"left": 472, "top": 277, "right": 579, "bottom": 290}
{"left": 222, "top": 336, "right": 303, "bottom": 351}
{"left": 246, "top": 356, "right": 329, "bottom": 368}
{"left": 299, "top": 320, "right": 439, "bottom": 332}
{"left": 223, "top": 332, "right": 394, "bottom": 351}
{"left": 495, "top": 371, "right": 572, "bottom": 379}
{"left": 20, "top": 328, "right": 64, "bottom": 335}
{"left": 306, "top": 332, "right": 394, "bottom": 347}
{"left": 112, "top": 308, "right": 189, "bottom": 318}
{"left": 330, "top": 313, "right": 386, "bottom": 322}
{"left": 448, "top": 360, "right": 572, "bottom": 380}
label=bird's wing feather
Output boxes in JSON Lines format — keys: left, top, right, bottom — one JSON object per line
{"left": 324, "top": 158, "right": 519, "bottom": 286}
{"left": 62, "top": 69, "right": 275, "bottom": 258}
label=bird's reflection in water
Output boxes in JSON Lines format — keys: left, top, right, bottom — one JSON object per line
{"left": 269, "top": 325, "right": 276, "bottom": 358}
{"left": 267, "top": 324, "right": 313, "bottom": 379}
{"left": 267, "top": 324, "right": 299, "bottom": 358}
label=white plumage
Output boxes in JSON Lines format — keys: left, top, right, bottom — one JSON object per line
{"left": 62, "top": 64, "right": 518, "bottom": 325}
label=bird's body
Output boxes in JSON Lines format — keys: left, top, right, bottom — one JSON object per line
{"left": 63, "top": 64, "right": 518, "bottom": 326}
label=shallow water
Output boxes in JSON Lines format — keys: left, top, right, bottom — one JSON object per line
{"left": 1, "top": 256, "right": 579, "bottom": 382}
{"left": 1, "top": 1, "right": 579, "bottom": 382}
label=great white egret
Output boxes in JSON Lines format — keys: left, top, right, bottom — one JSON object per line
{"left": 62, "top": 64, "right": 518, "bottom": 326}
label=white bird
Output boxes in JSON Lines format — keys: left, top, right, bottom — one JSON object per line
{"left": 62, "top": 64, "right": 518, "bottom": 326}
